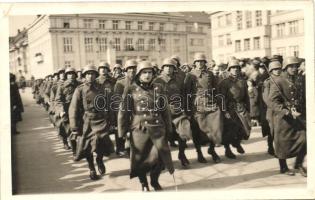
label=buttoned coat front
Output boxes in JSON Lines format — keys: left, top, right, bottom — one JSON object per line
{"left": 117, "top": 81, "right": 174, "bottom": 178}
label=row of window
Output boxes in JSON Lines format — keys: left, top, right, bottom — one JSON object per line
{"left": 62, "top": 19, "right": 204, "bottom": 33}
{"left": 63, "top": 37, "right": 183, "bottom": 53}
{"left": 275, "top": 20, "right": 299, "bottom": 37}
{"left": 234, "top": 36, "right": 270, "bottom": 52}
{"left": 276, "top": 45, "right": 299, "bottom": 57}
{"left": 216, "top": 10, "right": 264, "bottom": 29}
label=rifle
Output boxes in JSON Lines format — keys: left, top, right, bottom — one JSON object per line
{"left": 262, "top": 64, "right": 306, "bottom": 129}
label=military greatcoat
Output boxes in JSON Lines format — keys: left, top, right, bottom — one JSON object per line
{"left": 269, "top": 72, "right": 306, "bottom": 159}
{"left": 218, "top": 75, "right": 251, "bottom": 145}
{"left": 117, "top": 81, "right": 174, "bottom": 178}
{"left": 184, "top": 68, "right": 223, "bottom": 144}
{"left": 69, "top": 81, "right": 114, "bottom": 161}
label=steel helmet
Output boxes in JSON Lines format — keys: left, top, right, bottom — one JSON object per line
{"left": 227, "top": 59, "right": 240, "bottom": 71}
{"left": 161, "top": 58, "right": 177, "bottom": 69}
{"left": 268, "top": 61, "right": 282, "bottom": 72}
{"left": 98, "top": 62, "right": 110, "bottom": 70}
{"left": 171, "top": 55, "right": 181, "bottom": 64}
{"left": 65, "top": 67, "right": 77, "bottom": 75}
{"left": 136, "top": 61, "right": 154, "bottom": 76}
{"left": 283, "top": 56, "right": 300, "bottom": 69}
{"left": 83, "top": 64, "right": 99, "bottom": 77}
{"left": 113, "top": 63, "right": 123, "bottom": 71}
{"left": 124, "top": 59, "right": 137, "bottom": 70}
{"left": 193, "top": 53, "right": 207, "bottom": 63}
{"left": 58, "top": 67, "right": 66, "bottom": 74}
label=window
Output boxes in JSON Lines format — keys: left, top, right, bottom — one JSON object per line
{"left": 84, "top": 19, "right": 93, "bottom": 29}
{"left": 289, "top": 45, "right": 299, "bottom": 57}
{"left": 113, "top": 38, "right": 120, "bottom": 51}
{"left": 226, "top": 14, "right": 232, "bottom": 26}
{"left": 276, "top": 23, "right": 285, "bottom": 37}
{"left": 63, "top": 37, "right": 73, "bottom": 53}
{"left": 254, "top": 37, "right": 260, "bottom": 49}
{"left": 217, "top": 16, "right": 224, "bottom": 27}
{"left": 198, "top": 26, "right": 204, "bottom": 33}
{"left": 63, "top": 19, "right": 70, "bottom": 28}
{"left": 99, "top": 20, "right": 106, "bottom": 29}
{"left": 237, "top": 11, "right": 243, "bottom": 30}
{"left": 277, "top": 47, "right": 286, "bottom": 56}
{"left": 113, "top": 20, "right": 119, "bottom": 30}
{"left": 138, "top": 21, "right": 143, "bottom": 30}
{"left": 65, "top": 61, "right": 73, "bottom": 68}
{"left": 159, "top": 38, "right": 166, "bottom": 50}
{"left": 174, "top": 39, "right": 180, "bottom": 52}
{"left": 159, "top": 23, "right": 164, "bottom": 31}
{"left": 98, "top": 37, "right": 107, "bottom": 52}
{"left": 264, "top": 36, "right": 270, "bottom": 48}
{"left": 149, "top": 22, "right": 154, "bottom": 31}
{"left": 235, "top": 40, "right": 241, "bottom": 52}
{"left": 218, "top": 35, "right": 224, "bottom": 47}
{"left": 148, "top": 39, "right": 155, "bottom": 50}
{"left": 84, "top": 37, "right": 93, "bottom": 52}
{"left": 186, "top": 26, "right": 192, "bottom": 32}
{"left": 244, "top": 38, "right": 250, "bottom": 51}
{"left": 125, "top": 38, "right": 134, "bottom": 51}
{"left": 226, "top": 34, "right": 232, "bottom": 45}
{"left": 289, "top": 20, "right": 298, "bottom": 35}
{"left": 245, "top": 11, "right": 252, "bottom": 28}
{"left": 137, "top": 38, "right": 144, "bottom": 51}
{"left": 125, "top": 21, "right": 131, "bottom": 30}
{"left": 255, "top": 11, "right": 262, "bottom": 26}
{"left": 173, "top": 24, "right": 178, "bottom": 31}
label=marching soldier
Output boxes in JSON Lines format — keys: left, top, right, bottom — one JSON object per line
{"left": 76, "top": 69, "right": 84, "bottom": 84}
{"left": 113, "top": 59, "right": 138, "bottom": 156}
{"left": 268, "top": 56, "right": 306, "bottom": 177}
{"left": 55, "top": 67, "right": 81, "bottom": 155}
{"left": 113, "top": 63, "right": 124, "bottom": 80}
{"left": 96, "top": 62, "right": 116, "bottom": 91}
{"left": 69, "top": 64, "right": 115, "bottom": 180}
{"left": 184, "top": 53, "right": 223, "bottom": 163}
{"left": 153, "top": 58, "right": 192, "bottom": 167}
{"left": 218, "top": 59, "right": 251, "bottom": 159}
{"left": 48, "top": 71, "right": 59, "bottom": 126}
{"left": 118, "top": 61, "right": 174, "bottom": 191}
{"left": 43, "top": 74, "right": 53, "bottom": 111}
{"left": 180, "top": 63, "right": 192, "bottom": 73}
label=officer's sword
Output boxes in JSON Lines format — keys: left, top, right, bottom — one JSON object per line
{"left": 172, "top": 173, "right": 178, "bottom": 192}
{"left": 261, "top": 64, "right": 306, "bottom": 129}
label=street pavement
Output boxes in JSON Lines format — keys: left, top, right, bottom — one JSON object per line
{"left": 11, "top": 88, "right": 307, "bottom": 194}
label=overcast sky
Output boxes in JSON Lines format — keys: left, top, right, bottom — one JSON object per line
{"left": 9, "top": 15, "right": 37, "bottom": 36}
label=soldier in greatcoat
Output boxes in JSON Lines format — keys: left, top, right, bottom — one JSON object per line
{"left": 10, "top": 73, "right": 24, "bottom": 135}
{"left": 55, "top": 67, "right": 81, "bottom": 155}
{"left": 268, "top": 56, "right": 306, "bottom": 177}
{"left": 48, "top": 71, "right": 59, "bottom": 126}
{"left": 69, "top": 64, "right": 114, "bottom": 180}
{"left": 184, "top": 53, "right": 224, "bottom": 163}
{"left": 76, "top": 69, "right": 85, "bottom": 84}
{"left": 218, "top": 59, "right": 251, "bottom": 159}
{"left": 153, "top": 58, "right": 192, "bottom": 167}
{"left": 113, "top": 59, "right": 138, "bottom": 156}
{"left": 118, "top": 61, "right": 174, "bottom": 191}
{"left": 43, "top": 75, "right": 53, "bottom": 111}
{"left": 113, "top": 63, "right": 124, "bottom": 80}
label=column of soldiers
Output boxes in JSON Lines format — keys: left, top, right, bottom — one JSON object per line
{"left": 30, "top": 52, "right": 307, "bottom": 191}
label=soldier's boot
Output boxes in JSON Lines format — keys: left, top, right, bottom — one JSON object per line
{"left": 96, "top": 155, "right": 106, "bottom": 175}
{"left": 207, "top": 142, "right": 221, "bottom": 163}
{"left": 86, "top": 154, "right": 99, "bottom": 180}
{"left": 233, "top": 143, "right": 245, "bottom": 154}
{"left": 224, "top": 145, "right": 236, "bottom": 159}
{"left": 150, "top": 164, "right": 163, "bottom": 191}
{"left": 178, "top": 139, "right": 190, "bottom": 167}
{"left": 70, "top": 140, "right": 77, "bottom": 157}
{"left": 267, "top": 135, "right": 275, "bottom": 156}
{"left": 279, "top": 159, "right": 295, "bottom": 176}
{"left": 196, "top": 148, "right": 207, "bottom": 163}
{"left": 63, "top": 138, "right": 71, "bottom": 150}
{"left": 294, "top": 146, "right": 307, "bottom": 177}
{"left": 138, "top": 174, "right": 150, "bottom": 192}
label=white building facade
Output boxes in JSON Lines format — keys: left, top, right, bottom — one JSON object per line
{"left": 270, "top": 10, "right": 304, "bottom": 58}
{"left": 27, "top": 13, "right": 211, "bottom": 78}
{"left": 211, "top": 10, "right": 272, "bottom": 63}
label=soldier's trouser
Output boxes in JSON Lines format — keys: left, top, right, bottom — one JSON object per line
{"left": 177, "top": 136, "right": 187, "bottom": 155}
{"left": 279, "top": 159, "right": 289, "bottom": 170}
{"left": 150, "top": 162, "right": 163, "bottom": 184}
{"left": 86, "top": 153, "right": 96, "bottom": 171}
{"left": 138, "top": 172, "right": 148, "bottom": 185}
{"left": 294, "top": 143, "right": 306, "bottom": 169}
{"left": 267, "top": 134, "right": 274, "bottom": 149}
{"left": 114, "top": 131, "right": 125, "bottom": 152}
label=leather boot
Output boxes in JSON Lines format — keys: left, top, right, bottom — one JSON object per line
{"left": 225, "top": 145, "right": 236, "bottom": 159}
{"left": 197, "top": 149, "right": 207, "bottom": 163}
